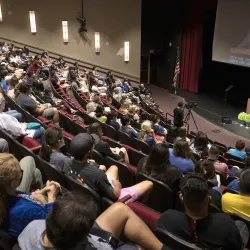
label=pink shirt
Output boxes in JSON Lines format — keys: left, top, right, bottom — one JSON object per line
{"left": 214, "top": 160, "right": 229, "bottom": 178}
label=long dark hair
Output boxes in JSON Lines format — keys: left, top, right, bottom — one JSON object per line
{"left": 87, "top": 123, "right": 102, "bottom": 139}
{"left": 193, "top": 131, "right": 209, "bottom": 156}
{"left": 95, "top": 105, "right": 104, "bottom": 118}
{"left": 173, "top": 139, "right": 191, "bottom": 158}
{"left": 106, "top": 110, "right": 118, "bottom": 125}
{"left": 142, "top": 143, "right": 170, "bottom": 182}
{"left": 40, "top": 127, "right": 63, "bottom": 162}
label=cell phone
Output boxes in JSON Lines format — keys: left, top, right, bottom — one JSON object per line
{"left": 90, "top": 227, "right": 113, "bottom": 243}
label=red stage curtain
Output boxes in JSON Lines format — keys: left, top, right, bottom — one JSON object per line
{"left": 180, "top": 0, "right": 204, "bottom": 93}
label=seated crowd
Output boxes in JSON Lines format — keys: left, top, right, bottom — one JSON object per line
{"left": 0, "top": 42, "right": 250, "bottom": 250}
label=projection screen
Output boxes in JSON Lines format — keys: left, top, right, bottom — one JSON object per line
{"left": 213, "top": 0, "right": 250, "bottom": 67}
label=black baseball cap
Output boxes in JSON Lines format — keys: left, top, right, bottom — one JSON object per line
{"left": 70, "top": 133, "right": 94, "bottom": 161}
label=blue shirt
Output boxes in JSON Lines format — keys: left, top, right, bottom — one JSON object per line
{"left": 4, "top": 191, "right": 53, "bottom": 238}
{"left": 120, "top": 126, "right": 138, "bottom": 139}
{"left": 227, "top": 148, "right": 247, "bottom": 160}
{"left": 123, "top": 85, "right": 129, "bottom": 93}
{"left": 168, "top": 148, "right": 194, "bottom": 174}
{"left": 227, "top": 179, "right": 240, "bottom": 192}
{"left": 1, "top": 80, "right": 8, "bottom": 92}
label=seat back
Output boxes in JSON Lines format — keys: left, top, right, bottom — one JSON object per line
{"left": 222, "top": 188, "right": 240, "bottom": 195}
{"left": 64, "top": 173, "right": 101, "bottom": 203}
{"left": 154, "top": 228, "right": 203, "bottom": 250}
{"left": 92, "top": 149, "right": 105, "bottom": 165}
{"left": 105, "top": 156, "right": 136, "bottom": 187}
{"left": 127, "top": 148, "right": 147, "bottom": 167}
{"left": 0, "top": 229, "right": 13, "bottom": 250}
{"left": 230, "top": 213, "right": 250, "bottom": 249}
{"left": 215, "top": 171, "right": 227, "bottom": 186}
{"left": 224, "top": 152, "right": 244, "bottom": 162}
{"left": 102, "top": 123, "right": 118, "bottom": 140}
{"left": 227, "top": 159, "right": 245, "bottom": 169}
{"left": 133, "top": 138, "right": 151, "bottom": 154}
{"left": 117, "top": 130, "right": 133, "bottom": 146}
{"left": 72, "top": 86, "right": 89, "bottom": 109}
{"left": 37, "top": 156, "right": 67, "bottom": 187}
{"left": 137, "top": 173, "right": 174, "bottom": 213}
{"left": 214, "top": 141, "right": 227, "bottom": 152}
{"left": 102, "top": 136, "right": 121, "bottom": 148}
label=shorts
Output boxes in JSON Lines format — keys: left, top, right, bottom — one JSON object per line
{"left": 119, "top": 187, "right": 139, "bottom": 205}
{"left": 42, "top": 107, "right": 55, "bottom": 119}
{"left": 88, "top": 222, "right": 138, "bottom": 250}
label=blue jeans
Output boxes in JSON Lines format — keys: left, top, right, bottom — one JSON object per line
{"left": 5, "top": 110, "right": 22, "bottom": 122}
{"left": 33, "top": 127, "right": 45, "bottom": 144}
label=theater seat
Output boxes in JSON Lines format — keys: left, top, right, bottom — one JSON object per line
{"left": 128, "top": 202, "right": 160, "bottom": 230}
{"left": 22, "top": 136, "right": 41, "bottom": 152}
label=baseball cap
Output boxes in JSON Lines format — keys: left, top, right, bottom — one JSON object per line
{"left": 70, "top": 133, "right": 94, "bottom": 161}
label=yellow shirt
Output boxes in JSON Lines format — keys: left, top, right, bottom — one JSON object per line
{"left": 222, "top": 193, "right": 250, "bottom": 218}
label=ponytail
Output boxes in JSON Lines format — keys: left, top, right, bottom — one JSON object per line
{"left": 40, "top": 142, "right": 53, "bottom": 162}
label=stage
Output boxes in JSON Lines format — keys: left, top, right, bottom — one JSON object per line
{"left": 147, "top": 84, "right": 250, "bottom": 147}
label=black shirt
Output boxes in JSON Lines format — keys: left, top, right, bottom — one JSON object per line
{"left": 63, "top": 158, "right": 114, "bottom": 200}
{"left": 173, "top": 108, "right": 184, "bottom": 128}
{"left": 157, "top": 210, "right": 243, "bottom": 250}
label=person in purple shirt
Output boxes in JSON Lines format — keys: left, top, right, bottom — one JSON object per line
{"left": 168, "top": 139, "right": 195, "bottom": 174}
{"left": 0, "top": 153, "right": 61, "bottom": 238}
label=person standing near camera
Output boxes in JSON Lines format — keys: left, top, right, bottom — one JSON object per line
{"left": 173, "top": 101, "right": 184, "bottom": 128}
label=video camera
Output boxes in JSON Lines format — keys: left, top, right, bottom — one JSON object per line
{"left": 185, "top": 101, "right": 198, "bottom": 110}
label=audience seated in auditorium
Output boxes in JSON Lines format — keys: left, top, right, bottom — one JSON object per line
{"left": 176, "top": 126, "right": 190, "bottom": 144}
{"left": 222, "top": 168, "right": 250, "bottom": 218}
{"left": 16, "top": 81, "right": 60, "bottom": 124}
{"left": 106, "top": 110, "right": 121, "bottom": 130}
{"left": 40, "top": 127, "right": 70, "bottom": 170}
{"left": 194, "top": 160, "right": 222, "bottom": 209}
{"left": 88, "top": 123, "right": 129, "bottom": 163}
{"left": 227, "top": 140, "right": 247, "bottom": 160}
{"left": 139, "top": 120, "right": 157, "bottom": 147}
{"left": 207, "top": 145, "right": 229, "bottom": 178}
{"left": 18, "top": 193, "right": 167, "bottom": 250}
{"left": 7, "top": 75, "right": 19, "bottom": 99}
{"left": 120, "top": 115, "right": 139, "bottom": 139}
{"left": 0, "top": 154, "right": 60, "bottom": 237}
{"left": 189, "top": 131, "right": 210, "bottom": 158}
{"left": 151, "top": 114, "right": 167, "bottom": 135}
{"left": 168, "top": 139, "right": 194, "bottom": 174}
{"left": 63, "top": 133, "right": 152, "bottom": 203}
{"left": 0, "top": 112, "right": 45, "bottom": 143}
{"left": 138, "top": 143, "right": 182, "bottom": 193}
{"left": 95, "top": 104, "right": 107, "bottom": 123}
{"left": 157, "top": 173, "right": 243, "bottom": 249}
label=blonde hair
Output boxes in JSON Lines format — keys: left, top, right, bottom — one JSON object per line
{"left": 140, "top": 120, "right": 152, "bottom": 142}
{"left": 0, "top": 153, "right": 20, "bottom": 223}
{"left": 128, "top": 105, "right": 139, "bottom": 114}
{"left": 119, "top": 104, "right": 129, "bottom": 115}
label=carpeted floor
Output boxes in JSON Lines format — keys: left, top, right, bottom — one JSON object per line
{"left": 147, "top": 84, "right": 250, "bottom": 147}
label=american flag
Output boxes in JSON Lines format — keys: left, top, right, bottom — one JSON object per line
{"left": 173, "top": 47, "right": 180, "bottom": 88}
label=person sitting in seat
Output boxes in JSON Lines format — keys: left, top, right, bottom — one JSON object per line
{"left": 7, "top": 75, "right": 19, "bottom": 100}
{"left": 0, "top": 112, "right": 45, "bottom": 143}
{"left": 195, "top": 160, "right": 222, "bottom": 209}
{"left": 227, "top": 140, "right": 247, "bottom": 160}
{"left": 95, "top": 104, "right": 107, "bottom": 123}
{"left": 40, "top": 127, "right": 70, "bottom": 170}
{"left": 138, "top": 143, "right": 182, "bottom": 194}
{"left": 168, "top": 139, "right": 194, "bottom": 174}
{"left": 0, "top": 153, "right": 61, "bottom": 237}
{"left": 139, "top": 120, "right": 157, "bottom": 147}
{"left": 16, "top": 81, "right": 59, "bottom": 124}
{"left": 88, "top": 123, "right": 129, "bottom": 163}
{"left": 120, "top": 115, "right": 139, "bottom": 139}
{"left": 18, "top": 193, "right": 167, "bottom": 250}
{"left": 189, "top": 131, "right": 210, "bottom": 158}
{"left": 222, "top": 168, "right": 250, "bottom": 218}
{"left": 86, "top": 102, "right": 97, "bottom": 117}
{"left": 176, "top": 126, "right": 190, "bottom": 144}
{"left": 207, "top": 145, "right": 229, "bottom": 178}
{"left": 63, "top": 133, "right": 152, "bottom": 203}
{"left": 157, "top": 173, "right": 243, "bottom": 249}
{"left": 106, "top": 110, "right": 120, "bottom": 130}
{"left": 150, "top": 114, "right": 167, "bottom": 135}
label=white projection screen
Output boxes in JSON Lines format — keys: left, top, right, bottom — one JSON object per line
{"left": 213, "top": 0, "right": 250, "bottom": 67}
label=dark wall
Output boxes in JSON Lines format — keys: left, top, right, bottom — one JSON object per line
{"left": 200, "top": 1, "right": 249, "bottom": 108}
{"left": 141, "top": 0, "right": 183, "bottom": 89}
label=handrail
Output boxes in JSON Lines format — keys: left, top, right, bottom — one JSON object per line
{"left": 0, "top": 37, "right": 140, "bottom": 84}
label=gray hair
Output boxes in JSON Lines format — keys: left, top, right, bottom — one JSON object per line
{"left": 86, "top": 102, "right": 97, "bottom": 113}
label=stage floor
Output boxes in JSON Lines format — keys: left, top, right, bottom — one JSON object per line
{"left": 147, "top": 84, "right": 250, "bottom": 147}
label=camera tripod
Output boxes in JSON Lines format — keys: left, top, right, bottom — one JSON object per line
{"left": 184, "top": 108, "right": 199, "bottom": 133}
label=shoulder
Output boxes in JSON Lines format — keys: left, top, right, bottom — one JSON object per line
{"left": 157, "top": 210, "right": 185, "bottom": 227}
